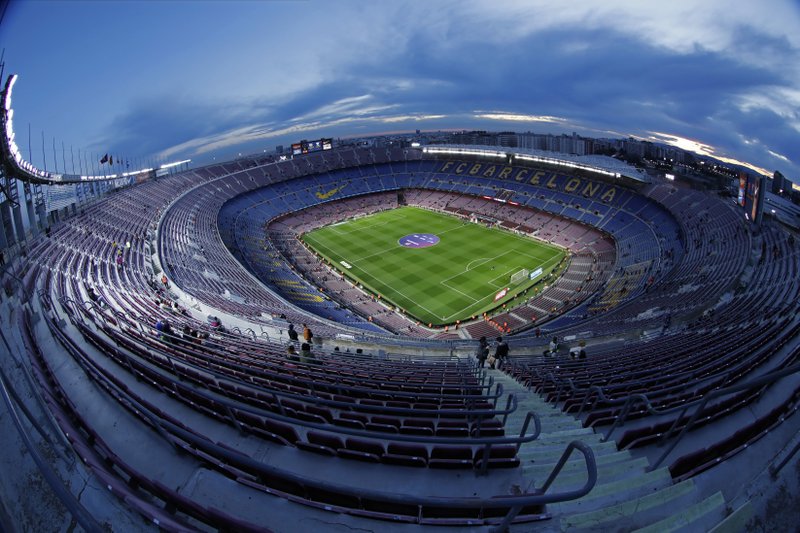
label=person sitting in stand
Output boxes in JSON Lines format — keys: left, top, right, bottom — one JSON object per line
{"left": 547, "top": 336, "right": 559, "bottom": 357}
{"left": 155, "top": 319, "right": 173, "bottom": 343}
{"left": 300, "top": 342, "right": 313, "bottom": 361}
{"left": 286, "top": 344, "right": 299, "bottom": 362}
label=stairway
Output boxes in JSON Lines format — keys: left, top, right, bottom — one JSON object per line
{"left": 488, "top": 369, "right": 734, "bottom": 532}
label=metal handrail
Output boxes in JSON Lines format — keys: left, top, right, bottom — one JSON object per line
{"left": 597, "top": 343, "right": 800, "bottom": 443}
{"left": 571, "top": 352, "right": 800, "bottom": 469}
{"left": 647, "top": 357, "right": 800, "bottom": 471}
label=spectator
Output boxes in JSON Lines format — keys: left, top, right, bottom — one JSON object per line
{"left": 303, "top": 323, "right": 313, "bottom": 343}
{"left": 161, "top": 274, "right": 169, "bottom": 288}
{"left": 181, "top": 325, "right": 194, "bottom": 344}
{"left": 547, "top": 336, "right": 559, "bottom": 357}
{"left": 92, "top": 287, "right": 107, "bottom": 309}
{"left": 286, "top": 344, "right": 299, "bottom": 362}
{"left": 288, "top": 323, "right": 299, "bottom": 342}
{"left": 476, "top": 336, "right": 489, "bottom": 368}
{"left": 493, "top": 336, "right": 509, "bottom": 369}
{"left": 300, "top": 342, "right": 316, "bottom": 363}
{"left": 155, "top": 319, "right": 172, "bottom": 343}
{"left": 87, "top": 285, "right": 99, "bottom": 303}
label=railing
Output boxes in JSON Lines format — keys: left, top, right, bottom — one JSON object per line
{"left": 645, "top": 356, "right": 800, "bottom": 471}
{"left": 579, "top": 352, "right": 800, "bottom": 471}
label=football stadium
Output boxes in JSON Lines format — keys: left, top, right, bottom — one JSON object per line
{"left": 1, "top": 12, "right": 800, "bottom": 532}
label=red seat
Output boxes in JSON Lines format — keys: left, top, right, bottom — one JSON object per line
{"left": 338, "top": 438, "right": 384, "bottom": 463}
{"left": 474, "top": 444, "right": 520, "bottom": 469}
{"left": 429, "top": 446, "right": 474, "bottom": 469}
{"left": 382, "top": 443, "right": 428, "bottom": 467}
{"left": 296, "top": 431, "right": 342, "bottom": 456}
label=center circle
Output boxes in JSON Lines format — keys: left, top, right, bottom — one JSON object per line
{"left": 398, "top": 233, "right": 440, "bottom": 248}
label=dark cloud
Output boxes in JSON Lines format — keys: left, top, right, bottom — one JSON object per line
{"left": 91, "top": 23, "right": 799, "bottom": 175}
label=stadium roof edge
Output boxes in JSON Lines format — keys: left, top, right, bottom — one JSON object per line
{"left": 422, "top": 144, "right": 650, "bottom": 183}
{"left": 1, "top": 73, "right": 189, "bottom": 185}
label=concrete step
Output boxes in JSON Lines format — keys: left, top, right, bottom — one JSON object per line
{"left": 538, "top": 426, "right": 595, "bottom": 438}
{"left": 553, "top": 467, "right": 674, "bottom": 514}
{"left": 523, "top": 448, "right": 633, "bottom": 469}
{"left": 506, "top": 416, "right": 582, "bottom": 432}
{"left": 528, "top": 430, "right": 606, "bottom": 447}
{"left": 708, "top": 501, "right": 753, "bottom": 533}
{"left": 546, "top": 456, "right": 650, "bottom": 491}
{"left": 522, "top": 449, "right": 638, "bottom": 477}
{"left": 514, "top": 401, "right": 563, "bottom": 413}
{"left": 633, "top": 491, "right": 727, "bottom": 532}
{"left": 519, "top": 439, "right": 621, "bottom": 462}
{"left": 559, "top": 478, "right": 697, "bottom": 531}
{"left": 506, "top": 410, "right": 579, "bottom": 422}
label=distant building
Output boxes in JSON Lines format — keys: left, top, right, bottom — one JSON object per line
{"left": 772, "top": 170, "right": 786, "bottom": 195}
{"left": 623, "top": 138, "right": 645, "bottom": 159}
{"left": 496, "top": 132, "right": 517, "bottom": 148}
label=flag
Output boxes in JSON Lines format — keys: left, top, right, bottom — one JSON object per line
{"left": 109, "top": 155, "right": 113, "bottom": 165}
{"left": 100, "top": 153, "right": 108, "bottom": 164}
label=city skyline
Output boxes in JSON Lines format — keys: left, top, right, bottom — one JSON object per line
{"left": 0, "top": 0, "right": 798, "bottom": 177}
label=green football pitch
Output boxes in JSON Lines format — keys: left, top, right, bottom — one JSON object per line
{"left": 301, "top": 206, "right": 566, "bottom": 326}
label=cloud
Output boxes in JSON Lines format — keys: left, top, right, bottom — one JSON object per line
{"left": 154, "top": 111, "right": 449, "bottom": 160}
{"left": 767, "top": 149, "right": 790, "bottom": 163}
{"left": 293, "top": 95, "right": 390, "bottom": 121}
{"left": 474, "top": 112, "right": 568, "bottom": 124}
{"left": 448, "top": 0, "right": 800, "bottom": 65}
{"left": 646, "top": 132, "right": 772, "bottom": 175}
{"left": 735, "top": 87, "right": 800, "bottom": 133}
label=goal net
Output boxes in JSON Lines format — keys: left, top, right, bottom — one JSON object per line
{"left": 510, "top": 268, "right": 530, "bottom": 285}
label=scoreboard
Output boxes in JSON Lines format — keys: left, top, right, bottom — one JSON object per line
{"left": 291, "top": 138, "right": 333, "bottom": 156}
{"left": 738, "top": 171, "right": 766, "bottom": 224}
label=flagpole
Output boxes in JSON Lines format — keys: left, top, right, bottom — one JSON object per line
{"left": 52, "top": 137, "right": 58, "bottom": 173}
{"left": 41, "top": 130, "right": 47, "bottom": 172}
{"left": 70, "top": 145, "right": 75, "bottom": 174}
{"left": 62, "top": 141, "right": 67, "bottom": 175}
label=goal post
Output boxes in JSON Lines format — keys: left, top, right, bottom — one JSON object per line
{"left": 510, "top": 268, "right": 530, "bottom": 285}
